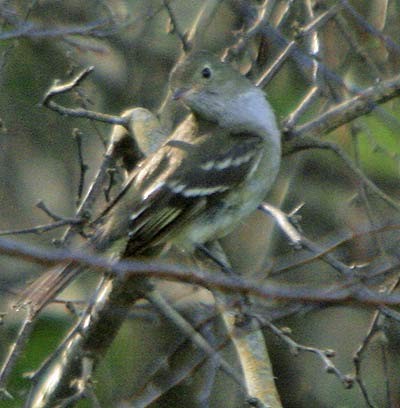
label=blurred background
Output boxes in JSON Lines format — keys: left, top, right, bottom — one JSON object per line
{"left": 1, "top": 0, "right": 400, "bottom": 407}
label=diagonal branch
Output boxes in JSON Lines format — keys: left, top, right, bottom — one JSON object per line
{"left": 285, "top": 73, "right": 400, "bottom": 139}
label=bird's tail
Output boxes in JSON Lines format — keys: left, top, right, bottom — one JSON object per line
{"left": 15, "top": 261, "right": 83, "bottom": 318}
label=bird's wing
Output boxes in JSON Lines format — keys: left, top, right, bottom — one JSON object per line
{"left": 93, "top": 125, "right": 264, "bottom": 256}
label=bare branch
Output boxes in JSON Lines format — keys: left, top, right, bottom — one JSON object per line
{"left": 223, "top": 1, "right": 272, "bottom": 62}
{"left": 262, "top": 319, "right": 354, "bottom": 388}
{"left": 282, "top": 86, "right": 321, "bottom": 129}
{"left": 287, "top": 74, "right": 400, "bottom": 140}
{"left": 259, "top": 203, "right": 358, "bottom": 278}
{"left": 352, "top": 274, "right": 400, "bottom": 408}
{"left": 2, "top": 237, "right": 400, "bottom": 306}
{"left": 341, "top": 0, "right": 400, "bottom": 55}
{"left": 0, "top": 219, "right": 83, "bottom": 236}
{"left": 72, "top": 129, "right": 89, "bottom": 207}
{"left": 202, "top": 241, "right": 282, "bottom": 408}
{"left": 282, "top": 135, "right": 400, "bottom": 212}
{"left": 256, "top": 40, "right": 297, "bottom": 88}
{"left": 42, "top": 67, "right": 128, "bottom": 127}
{"left": 163, "top": 0, "right": 189, "bottom": 51}
{"left": 146, "top": 290, "right": 251, "bottom": 399}
{"left": 297, "top": 2, "right": 344, "bottom": 40}
{"left": 0, "top": 316, "right": 34, "bottom": 399}
{"left": 0, "top": 18, "right": 115, "bottom": 41}
{"left": 258, "top": 203, "right": 302, "bottom": 249}
{"left": 3, "top": 1, "right": 400, "bottom": 405}
{"left": 61, "top": 107, "right": 147, "bottom": 245}
{"left": 185, "top": 0, "right": 223, "bottom": 51}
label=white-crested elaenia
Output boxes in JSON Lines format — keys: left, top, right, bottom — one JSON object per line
{"left": 18, "top": 51, "right": 281, "bottom": 315}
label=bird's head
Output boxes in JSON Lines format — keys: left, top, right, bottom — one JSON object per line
{"left": 169, "top": 51, "right": 255, "bottom": 125}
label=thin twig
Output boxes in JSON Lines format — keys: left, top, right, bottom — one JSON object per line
{"left": 259, "top": 22, "right": 362, "bottom": 91}
{"left": 352, "top": 277, "right": 400, "bottom": 408}
{"left": 259, "top": 203, "right": 357, "bottom": 278}
{"left": 275, "top": 0, "right": 296, "bottom": 29}
{"left": 0, "top": 316, "right": 34, "bottom": 398}
{"left": 163, "top": 0, "right": 189, "bottom": 51}
{"left": 258, "top": 203, "right": 302, "bottom": 249}
{"left": 223, "top": 0, "right": 271, "bottom": 62}
{"left": 282, "top": 86, "right": 320, "bottom": 129}
{"left": 0, "top": 219, "right": 83, "bottom": 236}
{"left": 271, "top": 225, "right": 400, "bottom": 278}
{"left": 126, "top": 302, "right": 220, "bottom": 406}
{"left": 185, "top": 0, "right": 223, "bottom": 50}
{"left": 42, "top": 67, "right": 128, "bottom": 127}
{"left": 334, "top": 12, "right": 381, "bottom": 79}
{"left": 283, "top": 136, "right": 400, "bottom": 212}
{"left": 350, "top": 126, "right": 387, "bottom": 257}
{"left": 261, "top": 319, "right": 354, "bottom": 388}
{"left": 378, "top": 306, "right": 400, "bottom": 322}
{"left": 146, "top": 290, "right": 252, "bottom": 397}
{"left": 381, "top": 342, "right": 392, "bottom": 408}
{"left": 353, "top": 312, "right": 380, "bottom": 408}
{"left": 256, "top": 40, "right": 296, "bottom": 88}
{"left": 296, "top": 2, "right": 344, "bottom": 41}
{"left": 61, "top": 108, "right": 146, "bottom": 245}
{"left": 73, "top": 129, "right": 89, "bottom": 207}
{"left": 73, "top": 79, "right": 108, "bottom": 148}
{"left": 36, "top": 200, "right": 68, "bottom": 222}
{"left": 157, "top": 0, "right": 223, "bottom": 129}
{"left": 341, "top": 0, "right": 400, "bottom": 55}
{"left": 103, "top": 168, "right": 117, "bottom": 202}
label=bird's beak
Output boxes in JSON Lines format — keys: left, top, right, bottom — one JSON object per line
{"left": 172, "top": 88, "right": 189, "bottom": 100}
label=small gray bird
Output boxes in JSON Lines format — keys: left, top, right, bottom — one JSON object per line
{"left": 18, "top": 51, "right": 281, "bottom": 316}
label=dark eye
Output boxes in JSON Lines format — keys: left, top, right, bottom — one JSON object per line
{"left": 201, "top": 67, "right": 212, "bottom": 79}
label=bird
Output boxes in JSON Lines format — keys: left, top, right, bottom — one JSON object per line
{"left": 16, "top": 50, "right": 281, "bottom": 317}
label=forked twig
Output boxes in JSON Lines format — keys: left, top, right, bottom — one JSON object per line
{"left": 42, "top": 66, "right": 127, "bottom": 127}
{"left": 261, "top": 318, "right": 354, "bottom": 388}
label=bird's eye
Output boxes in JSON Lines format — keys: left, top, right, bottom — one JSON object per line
{"left": 201, "top": 67, "right": 212, "bottom": 79}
